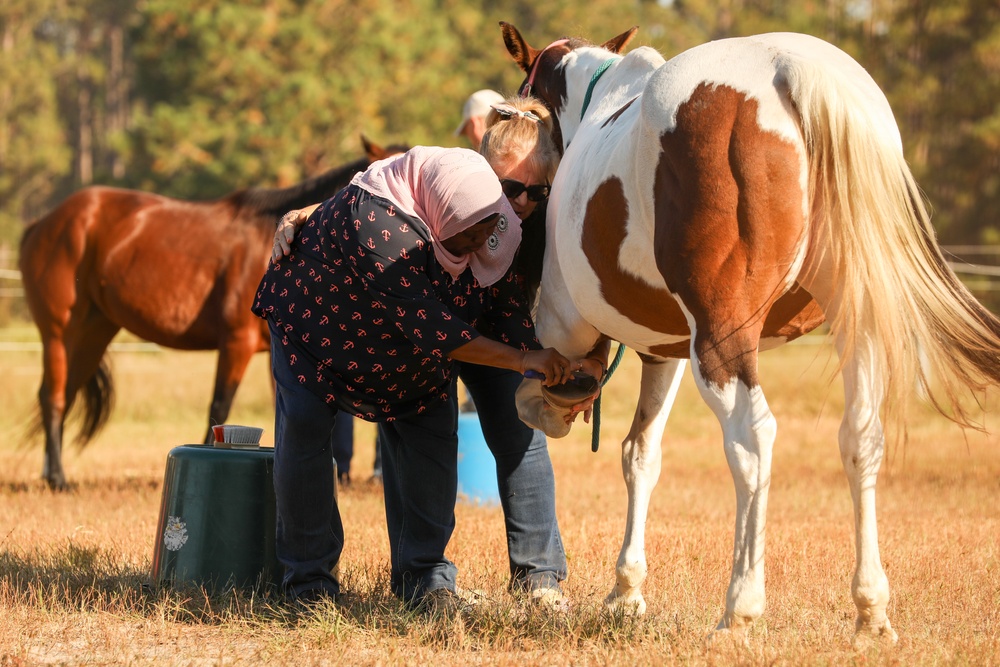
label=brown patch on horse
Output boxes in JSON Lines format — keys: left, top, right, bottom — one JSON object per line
{"left": 580, "top": 171, "right": 823, "bottom": 361}
{"left": 602, "top": 97, "right": 638, "bottom": 129}
{"left": 650, "top": 82, "right": 815, "bottom": 386}
{"left": 764, "top": 284, "right": 825, "bottom": 341}
{"left": 649, "top": 83, "right": 825, "bottom": 387}
{"left": 647, "top": 341, "right": 691, "bottom": 358}
{"left": 647, "top": 290, "right": 824, "bottom": 360}
{"left": 581, "top": 177, "right": 690, "bottom": 337}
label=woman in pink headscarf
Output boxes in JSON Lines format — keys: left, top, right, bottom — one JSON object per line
{"left": 253, "top": 146, "right": 579, "bottom": 611}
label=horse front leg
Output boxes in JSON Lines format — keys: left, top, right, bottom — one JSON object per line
{"left": 203, "top": 336, "right": 257, "bottom": 443}
{"left": 605, "top": 357, "right": 686, "bottom": 616}
{"left": 837, "top": 336, "right": 897, "bottom": 644}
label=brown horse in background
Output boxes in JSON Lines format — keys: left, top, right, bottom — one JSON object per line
{"left": 19, "top": 136, "right": 408, "bottom": 489}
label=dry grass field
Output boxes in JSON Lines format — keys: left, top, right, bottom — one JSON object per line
{"left": 1, "top": 325, "right": 998, "bottom": 665}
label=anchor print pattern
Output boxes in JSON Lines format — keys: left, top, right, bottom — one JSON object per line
{"left": 253, "top": 185, "right": 538, "bottom": 420}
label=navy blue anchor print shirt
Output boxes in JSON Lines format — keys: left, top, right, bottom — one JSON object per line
{"left": 252, "top": 184, "right": 540, "bottom": 421}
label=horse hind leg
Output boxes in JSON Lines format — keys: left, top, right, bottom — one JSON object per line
{"left": 803, "top": 257, "right": 897, "bottom": 643}
{"left": 38, "top": 335, "right": 70, "bottom": 489}
{"left": 605, "top": 356, "right": 686, "bottom": 616}
{"left": 835, "top": 331, "right": 897, "bottom": 644}
{"left": 42, "top": 311, "right": 120, "bottom": 490}
{"left": 686, "top": 321, "right": 776, "bottom": 636}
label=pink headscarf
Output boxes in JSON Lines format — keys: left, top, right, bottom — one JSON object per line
{"left": 351, "top": 146, "right": 521, "bottom": 286}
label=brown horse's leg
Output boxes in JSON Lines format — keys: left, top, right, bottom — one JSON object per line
{"left": 38, "top": 334, "right": 69, "bottom": 490}
{"left": 203, "top": 335, "right": 260, "bottom": 443}
{"left": 43, "top": 309, "right": 121, "bottom": 489}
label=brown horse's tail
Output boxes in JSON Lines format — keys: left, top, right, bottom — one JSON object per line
{"left": 76, "top": 358, "right": 115, "bottom": 446}
{"left": 19, "top": 358, "right": 115, "bottom": 450}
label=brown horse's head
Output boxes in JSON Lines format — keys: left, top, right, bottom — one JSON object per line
{"left": 361, "top": 135, "right": 409, "bottom": 163}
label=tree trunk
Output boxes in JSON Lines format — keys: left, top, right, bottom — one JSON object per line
{"left": 108, "top": 24, "right": 127, "bottom": 179}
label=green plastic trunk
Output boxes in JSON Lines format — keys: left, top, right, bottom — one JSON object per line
{"left": 151, "top": 444, "right": 282, "bottom": 592}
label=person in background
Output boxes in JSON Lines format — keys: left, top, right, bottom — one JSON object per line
{"left": 454, "top": 89, "right": 505, "bottom": 150}
{"left": 375, "top": 88, "right": 551, "bottom": 473}
{"left": 438, "top": 95, "right": 590, "bottom": 609}
{"left": 331, "top": 416, "right": 353, "bottom": 486}
{"left": 257, "top": 146, "right": 590, "bottom": 613}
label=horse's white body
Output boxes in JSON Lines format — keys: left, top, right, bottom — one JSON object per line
{"left": 540, "top": 33, "right": 894, "bottom": 356}
{"left": 509, "top": 26, "right": 1000, "bottom": 640}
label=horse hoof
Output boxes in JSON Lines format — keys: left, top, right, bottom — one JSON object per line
{"left": 44, "top": 476, "right": 71, "bottom": 492}
{"left": 705, "top": 624, "right": 750, "bottom": 649}
{"left": 603, "top": 592, "right": 646, "bottom": 617}
{"left": 540, "top": 371, "right": 600, "bottom": 408}
{"left": 853, "top": 618, "right": 898, "bottom": 647}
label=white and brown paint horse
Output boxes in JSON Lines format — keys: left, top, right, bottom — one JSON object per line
{"left": 503, "top": 22, "right": 1000, "bottom": 641}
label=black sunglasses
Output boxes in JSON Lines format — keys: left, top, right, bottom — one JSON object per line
{"left": 500, "top": 179, "right": 550, "bottom": 203}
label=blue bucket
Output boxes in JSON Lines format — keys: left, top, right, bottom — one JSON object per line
{"left": 456, "top": 412, "right": 499, "bottom": 505}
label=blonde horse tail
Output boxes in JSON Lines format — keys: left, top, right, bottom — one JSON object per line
{"left": 786, "top": 54, "right": 1000, "bottom": 433}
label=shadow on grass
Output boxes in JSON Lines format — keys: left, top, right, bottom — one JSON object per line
{"left": 0, "top": 542, "right": 299, "bottom": 626}
{"left": 0, "top": 542, "right": 663, "bottom": 649}
{"left": 0, "top": 478, "right": 164, "bottom": 497}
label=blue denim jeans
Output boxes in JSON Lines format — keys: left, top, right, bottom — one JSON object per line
{"left": 378, "top": 397, "right": 461, "bottom": 604}
{"left": 270, "top": 329, "right": 344, "bottom": 598}
{"left": 378, "top": 363, "right": 567, "bottom": 600}
{"left": 456, "top": 362, "right": 567, "bottom": 593}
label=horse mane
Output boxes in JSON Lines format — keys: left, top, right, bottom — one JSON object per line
{"left": 233, "top": 155, "right": 371, "bottom": 218}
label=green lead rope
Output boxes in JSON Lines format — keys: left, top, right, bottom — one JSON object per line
{"left": 580, "top": 58, "right": 617, "bottom": 121}
{"left": 591, "top": 342, "right": 626, "bottom": 452}
{"left": 577, "top": 57, "right": 623, "bottom": 452}
{"left": 578, "top": 57, "right": 621, "bottom": 452}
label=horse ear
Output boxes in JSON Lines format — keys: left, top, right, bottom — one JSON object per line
{"left": 361, "top": 134, "right": 385, "bottom": 161}
{"left": 602, "top": 26, "right": 638, "bottom": 54}
{"left": 500, "top": 21, "right": 539, "bottom": 73}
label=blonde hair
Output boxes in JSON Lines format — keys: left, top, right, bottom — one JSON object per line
{"left": 479, "top": 96, "right": 560, "bottom": 183}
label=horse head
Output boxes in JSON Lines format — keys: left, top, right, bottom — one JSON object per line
{"left": 361, "top": 135, "right": 409, "bottom": 163}
{"left": 499, "top": 21, "right": 637, "bottom": 152}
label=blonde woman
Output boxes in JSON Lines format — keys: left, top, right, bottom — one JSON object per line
{"left": 479, "top": 96, "right": 560, "bottom": 307}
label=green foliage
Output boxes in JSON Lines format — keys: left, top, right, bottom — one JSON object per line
{"left": 0, "top": 0, "right": 997, "bottom": 247}
{"left": 850, "top": 0, "right": 1000, "bottom": 242}
{"left": 0, "top": 0, "right": 74, "bottom": 239}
